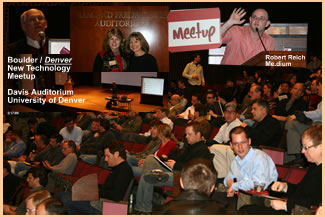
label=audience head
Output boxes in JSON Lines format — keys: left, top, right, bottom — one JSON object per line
{"left": 249, "top": 8, "right": 270, "bottom": 33}
{"left": 157, "top": 123, "right": 172, "bottom": 140}
{"left": 128, "top": 110, "right": 137, "bottom": 118}
{"left": 34, "top": 134, "right": 48, "bottom": 148}
{"left": 36, "top": 198, "right": 66, "bottom": 215}
{"left": 224, "top": 102, "right": 237, "bottom": 123}
{"left": 64, "top": 117, "right": 75, "bottom": 132}
{"left": 263, "top": 82, "right": 274, "bottom": 98}
{"left": 280, "top": 81, "right": 291, "bottom": 94}
{"left": 229, "top": 126, "right": 251, "bottom": 160}
{"left": 103, "top": 27, "right": 125, "bottom": 52}
{"left": 288, "top": 73, "right": 297, "bottom": 87}
{"left": 181, "top": 158, "right": 217, "bottom": 196}
{"left": 25, "top": 190, "right": 51, "bottom": 215}
{"left": 49, "top": 133, "right": 63, "bottom": 148}
{"left": 249, "top": 85, "right": 263, "bottom": 101}
{"left": 310, "top": 78, "right": 319, "bottom": 94}
{"left": 156, "top": 108, "right": 169, "bottom": 119}
{"left": 149, "top": 119, "right": 162, "bottom": 138}
{"left": 104, "top": 140, "right": 126, "bottom": 167}
{"left": 290, "top": 83, "right": 305, "bottom": 100}
{"left": 61, "top": 140, "right": 76, "bottom": 156}
{"left": 91, "top": 118, "right": 101, "bottom": 132}
{"left": 20, "top": 9, "right": 47, "bottom": 41}
{"left": 26, "top": 166, "right": 48, "bottom": 188}
{"left": 100, "top": 118, "right": 111, "bottom": 132}
{"left": 127, "top": 32, "right": 149, "bottom": 55}
{"left": 251, "top": 99, "right": 269, "bottom": 122}
{"left": 301, "top": 123, "right": 322, "bottom": 165}
{"left": 185, "top": 121, "right": 204, "bottom": 144}
{"left": 191, "top": 94, "right": 201, "bottom": 106}
{"left": 194, "top": 103, "right": 208, "bottom": 118}
{"left": 206, "top": 90, "right": 217, "bottom": 104}
{"left": 177, "top": 78, "right": 187, "bottom": 89}
{"left": 170, "top": 94, "right": 181, "bottom": 106}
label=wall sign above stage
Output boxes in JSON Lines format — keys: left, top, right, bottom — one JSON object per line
{"left": 168, "top": 8, "right": 221, "bottom": 52}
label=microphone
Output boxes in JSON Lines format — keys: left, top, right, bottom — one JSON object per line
{"left": 256, "top": 27, "right": 267, "bottom": 52}
{"left": 38, "top": 31, "right": 45, "bottom": 54}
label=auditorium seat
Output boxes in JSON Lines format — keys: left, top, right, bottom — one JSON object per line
{"left": 208, "top": 128, "right": 220, "bottom": 140}
{"left": 172, "top": 125, "right": 186, "bottom": 140}
{"left": 260, "top": 145, "right": 285, "bottom": 165}
{"left": 286, "top": 167, "right": 307, "bottom": 184}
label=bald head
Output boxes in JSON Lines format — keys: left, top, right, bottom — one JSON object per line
{"left": 249, "top": 8, "right": 270, "bottom": 33}
{"left": 170, "top": 94, "right": 181, "bottom": 105}
{"left": 20, "top": 9, "right": 47, "bottom": 41}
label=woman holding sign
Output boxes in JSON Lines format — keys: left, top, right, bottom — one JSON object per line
{"left": 92, "top": 28, "right": 128, "bottom": 86}
{"left": 126, "top": 32, "right": 158, "bottom": 72}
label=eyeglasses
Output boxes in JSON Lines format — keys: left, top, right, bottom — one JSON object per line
{"left": 251, "top": 15, "right": 268, "bottom": 22}
{"left": 301, "top": 144, "right": 319, "bottom": 151}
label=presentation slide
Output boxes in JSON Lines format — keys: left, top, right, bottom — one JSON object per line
{"left": 141, "top": 77, "right": 164, "bottom": 96}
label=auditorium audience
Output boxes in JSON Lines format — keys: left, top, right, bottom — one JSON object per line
{"left": 92, "top": 27, "right": 127, "bottom": 86}
{"left": 168, "top": 94, "right": 186, "bottom": 119}
{"left": 127, "top": 32, "right": 158, "bottom": 72}
{"left": 25, "top": 189, "right": 51, "bottom": 215}
{"left": 4, "top": 129, "right": 26, "bottom": 160}
{"left": 178, "top": 94, "right": 201, "bottom": 120}
{"left": 112, "top": 110, "right": 143, "bottom": 133}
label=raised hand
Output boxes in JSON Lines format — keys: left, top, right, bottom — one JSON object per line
{"left": 228, "top": 8, "right": 246, "bottom": 25}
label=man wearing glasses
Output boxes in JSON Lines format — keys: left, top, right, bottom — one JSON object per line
{"left": 220, "top": 8, "right": 275, "bottom": 65}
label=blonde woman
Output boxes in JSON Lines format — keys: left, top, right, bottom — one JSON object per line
{"left": 25, "top": 189, "right": 51, "bottom": 215}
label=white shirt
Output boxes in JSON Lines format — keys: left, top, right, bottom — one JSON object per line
{"left": 179, "top": 105, "right": 195, "bottom": 120}
{"left": 26, "top": 36, "right": 45, "bottom": 49}
{"left": 213, "top": 118, "right": 242, "bottom": 144}
{"left": 182, "top": 62, "right": 205, "bottom": 86}
{"left": 59, "top": 125, "right": 83, "bottom": 146}
{"left": 143, "top": 116, "right": 174, "bottom": 137}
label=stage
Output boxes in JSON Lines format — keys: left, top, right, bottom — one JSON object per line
{"left": 7, "top": 86, "right": 168, "bottom": 113}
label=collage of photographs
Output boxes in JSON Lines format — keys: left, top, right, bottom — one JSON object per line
{"left": 3, "top": 1, "right": 322, "bottom": 216}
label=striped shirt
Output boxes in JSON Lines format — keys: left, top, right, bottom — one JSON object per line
{"left": 221, "top": 26, "right": 275, "bottom": 65}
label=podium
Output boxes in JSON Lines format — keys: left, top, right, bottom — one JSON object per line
{"left": 243, "top": 51, "right": 306, "bottom": 68}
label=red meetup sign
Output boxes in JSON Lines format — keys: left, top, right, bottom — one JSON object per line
{"left": 168, "top": 8, "right": 221, "bottom": 52}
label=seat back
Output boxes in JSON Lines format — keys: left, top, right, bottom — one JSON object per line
{"left": 72, "top": 160, "right": 110, "bottom": 184}
{"left": 286, "top": 167, "right": 307, "bottom": 184}
{"left": 172, "top": 125, "right": 186, "bottom": 140}
{"left": 275, "top": 165, "right": 291, "bottom": 181}
{"left": 261, "top": 148, "right": 285, "bottom": 165}
{"left": 208, "top": 127, "right": 220, "bottom": 140}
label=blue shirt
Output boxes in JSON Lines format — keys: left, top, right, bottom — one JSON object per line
{"left": 4, "top": 138, "right": 26, "bottom": 158}
{"left": 304, "top": 101, "right": 322, "bottom": 122}
{"left": 224, "top": 148, "right": 278, "bottom": 191}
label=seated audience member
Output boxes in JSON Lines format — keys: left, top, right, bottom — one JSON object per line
{"left": 263, "top": 82, "right": 276, "bottom": 112}
{"left": 59, "top": 117, "right": 83, "bottom": 150}
{"left": 76, "top": 112, "right": 96, "bottom": 131}
{"left": 219, "top": 79, "right": 238, "bottom": 103}
{"left": 242, "top": 99, "right": 282, "bottom": 147}
{"left": 43, "top": 140, "right": 78, "bottom": 175}
{"left": 112, "top": 110, "right": 143, "bottom": 133}
{"left": 285, "top": 77, "right": 322, "bottom": 165}
{"left": 3, "top": 166, "right": 48, "bottom": 215}
{"left": 155, "top": 108, "right": 174, "bottom": 130}
{"left": 59, "top": 141, "right": 134, "bottom": 215}
{"left": 36, "top": 198, "right": 66, "bottom": 215}
{"left": 192, "top": 103, "right": 211, "bottom": 140}
{"left": 79, "top": 118, "right": 116, "bottom": 165}
{"left": 3, "top": 160, "right": 23, "bottom": 204}
{"left": 273, "top": 83, "right": 308, "bottom": 122}
{"left": 205, "top": 90, "right": 225, "bottom": 128}
{"left": 239, "top": 84, "right": 263, "bottom": 124}
{"left": 306, "top": 78, "right": 322, "bottom": 110}
{"left": 133, "top": 121, "right": 212, "bottom": 214}
{"left": 224, "top": 127, "right": 278, "bottom": 197}
{"left": 212, "top": 102, "right": 242, "bottom": 145}
{"left": 153, "top": 158, "right": 236, "bottom": 215}
{"left": 81, "top": 117, "right": 100, "bottom": 139}
{"left": 4, "top": 130, "right": 26, "bottom": 160}
{"left": 131, "top": 123, "right": 177, "bottom": 177}
{"left": 276, "top": 81, "right": 291, "bottom": 100}
{"left": 127, "top": 120, "right": 162, "bottom": 175}
{"left": 176, "top": 78, "right": 191, "bottom": 105}
{"left": 25, "top": 189, "right": 51, "bottom": 215}
{"left": 240, "top": 124, "right": 322, "bottom": 214}
{"left": 17, "top": 134, "right": 47, "bottom": 162}
{"left": 15, "top": 134, "right": 65, "bottom": 177}
{"left": 168, "top": 94, "right": 186, "bottom": 119}
{"left": 178, "top": 94, "right": 201, "bottom": 120}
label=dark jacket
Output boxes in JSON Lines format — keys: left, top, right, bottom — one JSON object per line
{"left": 153, "top": 190, "right": 236, "bottom": 215}
{"left": 246, "top": 114, "right": 282, "bottom": 147}
{"left": 275, "top": 97, "right": 308, "bottom": 117}
{"left": 172, "top": 140, "right": 212, "bottom": 171}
